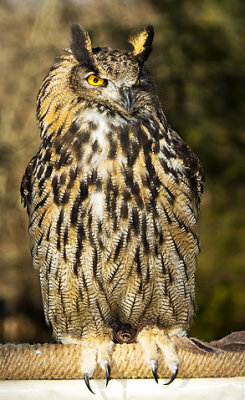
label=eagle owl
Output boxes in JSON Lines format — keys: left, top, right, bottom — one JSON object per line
{"left": 21, "top": 24, "right": 203, "bottom": 391}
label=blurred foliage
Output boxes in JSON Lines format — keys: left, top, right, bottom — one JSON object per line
{"left": 0, "top": 0, "right": 244, "bottom": 343}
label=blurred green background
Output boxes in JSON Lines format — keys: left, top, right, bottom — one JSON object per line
{"left": 0, "top": 0, "right": 244, "bottom": 343}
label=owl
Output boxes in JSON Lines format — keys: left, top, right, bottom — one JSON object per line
{"left": 21, "top": 24, "right": 203, "bottom": 392}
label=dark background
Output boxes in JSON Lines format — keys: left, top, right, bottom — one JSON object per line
{"left": 0, "top": 0, "right": 244, "bottom": 343}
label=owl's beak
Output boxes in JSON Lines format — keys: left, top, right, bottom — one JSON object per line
{"left": 121, "top": 87, "right": 132, "bottom": 111}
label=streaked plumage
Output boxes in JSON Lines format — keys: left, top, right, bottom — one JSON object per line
{"left": 21, "top": 24, "right": 203, "bottom": 389}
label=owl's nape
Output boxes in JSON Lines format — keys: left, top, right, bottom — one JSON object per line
{"left": 21, "top": 22, "right": 204, "bottom": 393}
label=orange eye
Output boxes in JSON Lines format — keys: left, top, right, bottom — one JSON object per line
{"left": 87, "top": 75, "right": 105, "bottom": 86}
{"left": 136, "top": 79, "right": 140, "bottom": 86}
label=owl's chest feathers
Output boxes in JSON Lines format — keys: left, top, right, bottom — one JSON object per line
{"left": 84, "top": 113, "right": 111, "bottom": 169}
{"left": 76, "top": 113, "right": 183, "bottom": 223}
{"left": 77, "top": 111, "right": 127, "bottom": 219}
{"left": 36, "top": 111, "right": 187, "bottom": 232}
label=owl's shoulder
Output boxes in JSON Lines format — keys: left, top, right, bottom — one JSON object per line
{"left": 162, "top": 126, "right": 204, "bottom": 204}
{"left": 21, "top": 154, "right": 39, "bottom": 213}
{"left": 138, "top": 115, "right": 204, "bottom": 205}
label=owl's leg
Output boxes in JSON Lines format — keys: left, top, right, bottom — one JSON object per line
{"left": 61, "top": 329, "right": 115, "bottom": 393}
{"left": 137, "top": 326, "right": 179, "bottom": 385}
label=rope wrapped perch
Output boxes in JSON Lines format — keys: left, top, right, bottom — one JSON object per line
{"left": 0, "top": 332, "right": 244, "bottom": 380}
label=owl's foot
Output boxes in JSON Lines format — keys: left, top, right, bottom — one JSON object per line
{"left": 61, "top": 333, "right": 115, "bottom": 394}
{"left": 137, "top": 326, "right": 179, "bottom": 385}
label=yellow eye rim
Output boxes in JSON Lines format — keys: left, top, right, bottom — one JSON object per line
{"left": 87, "top": 75, "right": 105, "bottom": 86}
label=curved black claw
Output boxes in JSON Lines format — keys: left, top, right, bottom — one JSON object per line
{"left": 190, "top": 338, "right": 220, "bottom": 353}
{"left": 151, "top": 361, "right": 159, "bottom": 384}
{"left": 164, "top": 367, "right": 178, "bottom": 386}
{"left": 84, "top": 373, "right": 95, "bottom": 395}
{"left": 105, "top": 363, "right": 110, "bottom": 387}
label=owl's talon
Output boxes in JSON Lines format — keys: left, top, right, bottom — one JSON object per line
{"left": 105, "top": 363, "right": 110, "bottom": 387}
{"left": 164, "top": 366, "right": 178, "bottom": 385}
{"left": 150, "top": 360, "right": 158, "bottom": 383}
{"left": 84, "top": 373, "right": 95, "bottom": 394}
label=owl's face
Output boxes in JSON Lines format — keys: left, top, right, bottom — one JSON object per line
{"left": 69, "top": 25, "right": 156, "bottom": 115}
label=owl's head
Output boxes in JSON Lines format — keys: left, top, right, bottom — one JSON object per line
{"left": 69, "top": 24, "right": 156, "bottom": 114}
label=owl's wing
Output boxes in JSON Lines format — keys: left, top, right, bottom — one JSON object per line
{"left": 167, "top": 128, "right": 204, "bottom": 210}
{"left": 20, "top": 154, "right": 38, "bottom": 215}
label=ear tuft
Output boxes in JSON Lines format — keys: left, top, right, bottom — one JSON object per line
{"left": 128, "top": 25, "right": 154, "bottom": 64}
{"left": 70, "top": 24, "right": 96, "bottom": 70}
